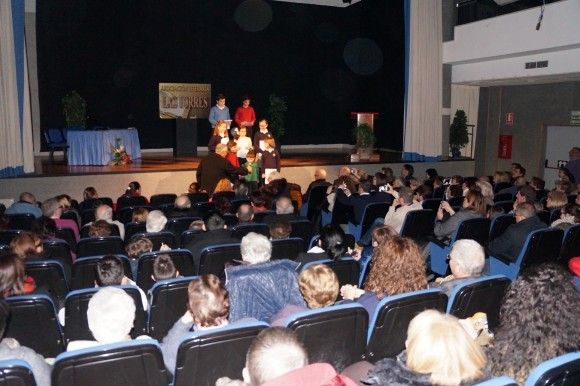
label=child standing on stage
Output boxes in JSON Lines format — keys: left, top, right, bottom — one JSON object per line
{"left": 253, "top": 119, "right": 274, "bottom": 154}
{"left": 235, "top": 126, "right": 252, "bottom": 165}
{"left": 225, "top": 140, "right": 240, "bottom": 168}
{"left": 261, "top": 138, "right": 280, "bottom": 183}
{"left": 243, "top": 150, "right": 259, "bottom": 193}
{"left": 208, "top": 120, "right": 229, "bottom": 152}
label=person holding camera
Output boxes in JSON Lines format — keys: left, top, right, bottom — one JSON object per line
{"left": 434, "top": 189, "right": 486, "bottom": 240}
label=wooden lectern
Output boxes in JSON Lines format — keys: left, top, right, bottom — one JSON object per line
{"left": 351, "top": 112, "right": 379, "bottom": 129}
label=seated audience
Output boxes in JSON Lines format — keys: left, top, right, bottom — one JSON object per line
{"left": 94, "top": 204, "right": 125, "bottom": 239}
{"left": 95, "top": 255, "right": 148, "bottom": 310}
{"left": 429, "top": 239, "right": 485, "bottom": 296}
{"left": 434, "top": 189, "right": 486, "bottom": 240}
{"left": 87, "top": 219, "right": 112, "bottom": 238}
{"left": 30, "top": 216, "right": 57, "bottom": 239}
{"left": 545, "top": 190, "right": 568, "bottom": 210}
{"left": 297, "top": 224, "right": 347, "bottom": 265}
{"left": 512, "top": 185, "right": 537, "bottom": 209}
{"left": 303, "top": 168, "right": 331, "bottom": 202}
{"left": 262, "top": 196, "right": 304, "bottom": 224}
{"left": 9, "top": 231, "right": 44, "bottom": 260}
{"left": 188, "top": 182, "right": 201, "bottom": 193}
{"left": 160, "top": 274, "right": 245, "bottom": 374}
{"left": 271, "top": 264, "right": 339, "bottom": 326}
{"left": 550, "top": 203, "right": 579, "bottom": 230}
{"left": 56, "top": 194, "right": 80, "bottom": 224}
{"left": 336, "top": 178, "right": 381, "bottom": 225}
{"left": 488, "top": 263, "right": 580, "bottom": 384}
{"left": 67, "top": 286, "right": 150, "bottom": 351}
{"left": 0, "top": 299, "right": 51, "bottom": 386}
{"left": 268, "top": 219, "right": 292, "bottom": 240}
{"left": 475, "top": 180, "right": 494, "bottom": 208}
{"left": 145, "top": 210, "right": 168, "bottom": 233}
{"left": 250, "top": 191, "right": 269, "bottom": 213}
{"left": 184, "top": 214, "right": 238, "bottom": 260}
{"left": 380, "top": 186, "right": 421, "bottom": 235}
{"left": 125, "top": 237, "right": 153, "bottom": 278}
{"left": 236, "top": 203, "right": 254, "bottom": 224}
{"left": 131, "top": 207, "right": 150, "bottom": 223}
{"left": 487, "top": 202, "right": 546, "bottom": 262}
{"left": 152, "top": 254, "right": 179, "bottom": 282}
{"left": 400, "top": 164, "right": 414, "bottom": 183}
{"left": 42, "top": 197, "right": 80, "bottom": 241}
{"left": 0, "top": 253, "right": 36, "bottom": 296}
{"left": 4, "top": 192, "right": 42, "bottom": 218}
{"left": 341, "top": 236, "right": 427, "bottom": 316}
{"left": 121, "top": 181, "right": 148, "bottom": 203}
{"left": 212, "top": 178, "right": 234, "bottom": 202}
{"left": 412, "top": 185, "right": 431, "bottom": 204}
{"left": 355, "top": 310, "right": 488, "bottom": 386}
{"left": 168, "top": 195, "right": 194, "bottom": 218}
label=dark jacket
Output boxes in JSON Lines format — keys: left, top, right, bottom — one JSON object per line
{"left": 184, "top": 229, "right": 238, "bottom": 261}
{"left": 336, "top": 191, "right": 377, "bottom": 225}
{"left": 487, "top": 215, "right": 547, "bottom": 262}
{"left": 196, "top": 152, "right": 247, "bottom": 193}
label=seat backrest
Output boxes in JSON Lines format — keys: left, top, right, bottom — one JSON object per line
{"left": 76, "top": 236, "right": 124, "bottom": 258}
{"left": 229, "top": 199, "right": 251, "bottom": 213}
{"left": 454, "top": 218, "right": 491, "bottom": 247}
{"left": 147, "top": 276, "right": 195, "bottom": 341}
{"left": 548, "top": 208, "right": 562, "bottom": 224}
{"left": 71, "top": 255, "right": 133, "bottom": 290}
{"left": 231, "top": 223, "right": 269, "bottom": 239}
{"left": 473, "top": 376, "right": 518, "bottom": 386}
{"left": 199, "top": 243, "right": 242, "bottom": 278}
{"left": 493, "top": 182, "right": 512, "bottom": 194}
{"left": 302, "top": 257, "right": 360, "bottom": 290}
{"left": 0, "top": 230, "right": 22, "bottom": 246}
{"left": 179, "top": 229, "right": 204, "bottom": 248}
{"left": 173, "top": 321, "right": 269, "bottom": 386}
{"left": 80, "top": 223, "right": 120, "bottom": 239}
{"left": 186, "top": 192, "right": 209, "bottom": 204}
{"left": 129, "top": 231, "right": 176, "bottom": 250}
{"left": 0, "top": 359, "right": 37, "bottom": 386}
{"left": 400, "top": 209, "right": 435, "bottom": 240}
{"left": 165, "top": 217, "right": 201, "bottom": 242}
{"left": 80, "top": 209, "right": 96, "bottom": 226}
{"left": 253, "top": 210, "right": 275, "bottom": 223}
{"left": 306, "top": 185, "right": 330, "bottom": 221}
{"left": 560, "top": 224, "right": 580, "bottom": 263}
{"left": 536, "top": 210, "right": 551, "bottom": 225}
{"left": 55, "top": 227, "right": 77, "bottom": 252}
{"left": 519, "top": 228, "right": 564, "bottom": 270}
{"left": 222, "top": 214, "right": 239, "bottom": 227}
{"left": 150, "top": 194, "right": 177, "bottom": 209}
{"left": 117, "top": 206, "right": 152, "bottom": 225}
{"left": 52, "top": 339, "right": 168, "bottom": 386}
{"left": 446, "top": 275, "right": 511, "bottom": 330}
{"left": 270, "top": 238, "right": 305, "bottom": 261}
{"left": 289, "top": 219, "right": 313, "bottom": 244}
{"left": 124, "top": 222, "right": 147, "bottom": 242}
{"left": 116, "top": 196, "right": 148, "bottom": 211}
{"left": 495, "top": 200, "right": 515, "bottom": 214}
{"left": 5, "top": 294, "right": 64, "bottom": 358}
{"left": 366, "top": 289, "right": 448, "bottom": 362}
{"left": 422, "top": 198, "right": 442, "bottom": 212}
{"left": 6, "top": 214, "right": 35, "bottom": 231}
{"left": 136, "top": 250, "right": 197, "bottom": 292}
{"left": 192, "top": 202, "right": 216, "bottom": 220}
{"left": 493, "top": 193, "right": 514, "bottom": 202}
{"left": 524, "top": 351, "right": 580, "bottom": 386}
{"left": 42, "top": 239, "right": 73, "bottom": 267}
{"left": 64, "top": 286, "right": 147, "bottom": 344}
{"left": 361, "top": 203, "right": 390, "bottom": 236}
{"left": 489, "top": 214, "right": 515, "bottom": 241}
{"left": 284, "top": 304, "right": 368, "bottom": 371}
{"left": 25, "top": 260, "right": 69, "bottom": 306}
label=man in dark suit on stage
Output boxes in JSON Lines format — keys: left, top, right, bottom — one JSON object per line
{"left": 487, "top": 202, "right": 546, "bottom": 262}
{"left": 196, "top": 143, "right": 248, "bottom": 193}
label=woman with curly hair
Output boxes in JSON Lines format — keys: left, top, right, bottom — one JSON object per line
{"left": 341, "top": 235, "right": 427, "bottom": 316}
{"left": 488, "top": 263, "right": 580, "bottom": 384}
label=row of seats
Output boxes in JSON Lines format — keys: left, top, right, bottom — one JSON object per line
{"left": 5, "top": 275, "right": 510, "bottom": 367}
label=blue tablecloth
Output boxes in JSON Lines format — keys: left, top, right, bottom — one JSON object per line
{"left": 67, "top": 129, "right": 142, "bottom": 165}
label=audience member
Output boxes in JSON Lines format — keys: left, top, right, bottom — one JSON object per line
{"left": 262, "top": 196, "right": 304, "bottom": 224}
{"left": 303, "top": 168, "right": 331, "bottom": 202}
{"left": 131, "top": 207, "right": 150, "bottom": 223}
{"left": 123, "top": 181, "right": 147, "bottom": 201}
{"left": 42, "top": 197, "right": 80, "bottom": 241}
{"left": 545, "top": 190, "right": 568, "bottom": 210}
{"left": 125, "top": 237, "right": 153, "bottom": 278}
{"left": 567, "top": 146, "right": 580, "bottom": 182}
{"left": 152, "top": 254, "right": 179, "bottom": 281}
{"left": 429, "top": 239, "right": 485, "bottom": 296}
{"left": 341, "top": 236, "right": 427, "bottom": 316}
{"left": 9, "top": 232, "right": 44, "bottom": 260}
{"left": 236, "top": 203, "right": 254, "bottom": 223}
{"left": 184, "top": 214, "right": 238, "bottom": 260}
{"left": 510, "top": 163, "right": 526, "bottom": 180}
{"left": 0, "top": 253, "right": 36, "bottom": 296}
{"left": 434, "top": 189, "right": 485, "bottom": 240}
{"left": 67, "top": 286, "right": 150, "bottom": 351}
{"left": 336, "top": 178, "right": 381, "bottom": 225}
{"left": 488, "top": 263, "right": 580, "bottom": 384}
{"left": 400, "top": 164, "right": 414, "bottom": 183}
{"left": 356, "top": 310, "right": 488, "bottom": 386}
{"left": 550, "top": 204, "right": 578, "bottom": 230}
{"left": 94, "top": 204, "right": 125, "bottom": 239}
{"left": 297, "top": 224, "right": 347, "bottom": 265}
{"left": 88, "top": 219, "right": 112, "bottom": 238}
{"left": 168, "top": 195, "right": 193, "bottom": 218}
{"left": 0, "top": 300, "right": 51, "bottom": 386}
{"left": 268, "top": 219, "right": 292, "bottom": 240}
{"left": 250, "top": 191, "right": 269, "bottom": 213}
{"left": 4, "top": 192, "right": 42, "bottom": 218}
{"left": 377, "top": 186, "right": 421, "bottom": 235}
{"left": 475, "top": 180, "right": 494, "bottom": 207}
{"left": 487, "top": 202, "right": 546, "bottom": 262}
{"left": 145, "top": 210, "right": 168, "bottom": 233}
{"left": 95, "top": 255, "right": 148, "bottom": 310}
{"left": 30, "top": 216, "right": 57, "bottom": 239}
{"left": 270, "top": 264, "right": 339, "bottom": 326}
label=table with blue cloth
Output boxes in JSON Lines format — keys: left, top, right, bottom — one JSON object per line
{"left": 67, "top": 128, "right": 142, "bottom": 165}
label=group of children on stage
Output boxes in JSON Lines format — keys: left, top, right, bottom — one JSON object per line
{"left": 208, "top": 118, "right": 281, "bottom": 190}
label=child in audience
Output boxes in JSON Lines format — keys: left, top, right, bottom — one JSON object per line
{"left": 152, "top": 254, "right": 179, "bottom": 281}
{"left": 208, "top": 120, "right": 229, "bottom": 153}
{"left": 124, "top": 181, "right": 146, "bottom": 200}
{"left": 243, "top": 150, "right": 259, "bottom": 193}
{"left": 9, "top": 232, "right": 44, "bottom": 260}
{"left": 261, "top": 138, "right": 280, "bottom": 183}
{"left": 95, "top": 255, "right": 148, "bottom": 311}
{"left": 125, "top": 237, "right": 153, "bottom": 278}
{"left": 66, "top": 286, "right": 151, "bottom": 351}
{"left": 225, "top": 140, "right": 240, "bottom": 168}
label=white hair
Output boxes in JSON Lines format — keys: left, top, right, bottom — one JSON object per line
{"left": 449, "top": 239, "right": 485, "bottom": 277}
{"left": 95, "top": 205, "right": 113, "bottom": 221}
{"left": 266, "top": 171, "right": 282, "bottom": 184}
{"left": 240, "top": 232, "right": 272, "bottom": 264}
{"left": 174, "top": 194, "right": 191, "bottom": 209}
{"left": 146, "top": 210, "right": 168, "bottom": 232}
{"left": 87, "top": 287, "right": 136, "bottom": 344}
{"left": 275, "top": 197, "right": 294, "bottom": 215}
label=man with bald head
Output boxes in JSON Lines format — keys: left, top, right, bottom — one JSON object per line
{"left": 94, "top": 204, "right": 125, "bottom": 239}
{"left": 303, "top": 168, "right": 331, "bottom": 202}
{"left": 196, "top": 143, "right": 248, "bottom": 193}
{"left": 5, "top": 192, "right": 42, "bottom": 218}
{"left": 168, "top": 194, "right": 195, "bottom": 218}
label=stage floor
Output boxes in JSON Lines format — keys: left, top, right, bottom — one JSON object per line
{"left": 33, "top": 149, "right": 406, "bottom": 177}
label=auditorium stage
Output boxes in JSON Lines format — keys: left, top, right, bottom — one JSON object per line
{"left": 0, "top": 148, "right": 475, "bottom": 204}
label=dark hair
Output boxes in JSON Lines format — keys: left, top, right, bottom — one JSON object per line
{"left": 88, "top": 220, "right": 112, "bottom": 237}
{"left": 269, "top": 220, "right": 292, "bottom": 240}
{"left": 95, "top": 255, "right": 124, "bottom": 286}
{"left": 513, "top": 163, "right": 526, "bottom": 176}
{"left": 318, "top": 225, "right": 347, "bottom": 260}
{"left": 374, "top": 172, "right": 387, "bottom": 187}
{"left": 358, "top": 178, "right": 372, "bottom": 193}
{"left": 403, "top": 164, "right": 414, "bottom": 176}
{"left": 426, "top": 168, "right": 438, "bottom": 179}
{"left": 83, "top": 187, "right": 98, "bottom": 201}
{"left": 206, "top": 214, "right": 226, "bottom": 231}
{"left": 0, "top": 253, "right": 25, "bottom": 296}
{"left": 250, "top": 191, "right": 267, "bottom": 209}
{"left": 489, "top": 263, "right": 580, "bottom": 383}
{"left": 153, "top": 254, "right": 177, "bottom": 281}
{"left": 463, "top": 177, "right": 478, "bottom": 190}
{"left": 31, "top": 216, "right": 57, "bottom": 239}
{"left": 414, "top": 185, "right": 432, "bottom": 200}
{"left": 0, "top": 299, "right": 9, "bottom": 338}
{"left": 125, "top": 181, "right": 141, "bottom": 196}
{"left": 213, "top": 196, "right": 233, "bottom": 216}
{"left": 531, "top": 177, "right": 545, "bottom": 190}
{"left": 559, "top": 167, "right": 575, "bottom": 183}
{"left": 216, "top": 93, "right": 226, "bottom": 101}
{"left": 517, "top": 185, "right": 537, "bottom": 203}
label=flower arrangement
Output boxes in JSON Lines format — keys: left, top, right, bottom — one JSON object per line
{"left": 109, "top": 137, "right": 132, "bottom": 165}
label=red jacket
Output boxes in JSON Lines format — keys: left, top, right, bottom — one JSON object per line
{"left": 225, "top": 152, "right": 240, "bottom": 168}
{"left": 234, "top": 106, "right": 256, "bottom": 128}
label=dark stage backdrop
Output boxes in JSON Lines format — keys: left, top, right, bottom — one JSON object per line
{"left": 37, "top": 0, "right": 403, "bottom": 150}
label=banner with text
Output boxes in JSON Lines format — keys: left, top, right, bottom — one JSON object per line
{"left": 159, "top": 83, "right": 211, "bottom": 119}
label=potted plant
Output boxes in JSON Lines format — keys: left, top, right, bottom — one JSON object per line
{"left": 62, "top": 90, "right": 87, "bottom": 129}
{"left": 449, "top": 109, "right": 469, "bottom": 159}
{"left": 353, "top": 123, "right": 376, "bottom": 161}
{"left": 267, "top": 94, "right": 287, "bottom": 140}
